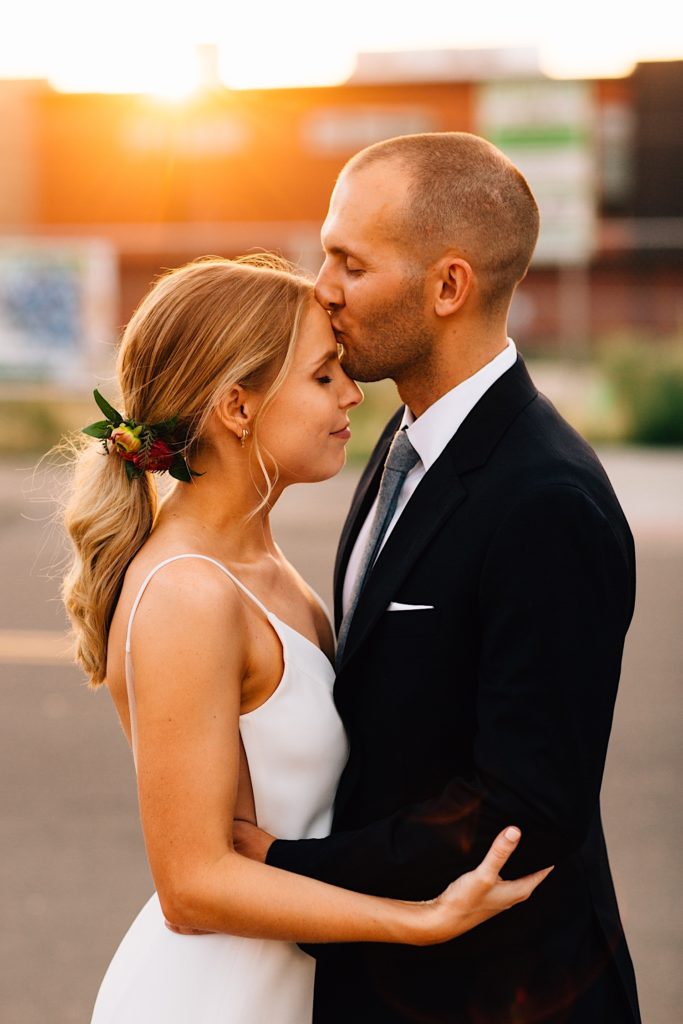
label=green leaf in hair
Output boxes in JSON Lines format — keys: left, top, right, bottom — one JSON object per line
{"left": 82, "top": 420, "right": 113, "bottom": 439}
{"left": 93, "top": 389, "right": 123, "bottom": 424}
{"left": 169, "top": 458, "right": 193, "bottom": 483}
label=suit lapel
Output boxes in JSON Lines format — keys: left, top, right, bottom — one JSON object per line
{"left": 330, "top": 467, "right": 466, "bottom": 821}
{"left": 336, "top": 356, "right": 538, "bottom": 670}
{"left": 331, "top": 358, "right": 537, "bottom": 820}
{"left": 337, "top": 453, "right": 467, "bottom": 670}
{"left": 332, "top": 409, "right": 403, "bottom": 630}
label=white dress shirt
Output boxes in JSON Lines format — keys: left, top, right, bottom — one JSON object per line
{"left": 342, "top": 339, "right": 518, "bottom": 616}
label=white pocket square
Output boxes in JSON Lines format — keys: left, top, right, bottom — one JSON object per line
{"left": 387, "top": 602, "right": 435, "bottom": 612}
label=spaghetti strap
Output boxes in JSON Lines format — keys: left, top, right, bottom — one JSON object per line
{"left": 125, "top": 553, "right": 271, "bottom": 653}
{"left": 124, "top": 553, "right": 272, "bottom": 768}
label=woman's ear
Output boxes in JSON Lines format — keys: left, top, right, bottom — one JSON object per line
{"left": 214, "top": 386, "right": 256, "bottom": 442}
{"left": 433, "top": 255, "right": 474, "bottom": 317}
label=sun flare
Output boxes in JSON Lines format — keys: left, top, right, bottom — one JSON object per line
{"left": 0, "top": 0, "right": 681, "bottom": 94}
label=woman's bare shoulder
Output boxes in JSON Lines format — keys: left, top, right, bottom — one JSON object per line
{"left": 114, "top": 548, "right": 238, "bottom": 628}
{"left": 107, "top": 547, "right": 248, "bottom": 693}
{"left": 129, "top": 552, "right": 246, "bottom": 636}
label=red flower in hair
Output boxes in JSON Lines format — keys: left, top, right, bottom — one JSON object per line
{"left": 133, "top": 438, "right": 175, "bottom": 473}
{"left": 82, "top": 390, "right": 202, "bottom": 483}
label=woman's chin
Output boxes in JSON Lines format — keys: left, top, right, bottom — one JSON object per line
{"left": 303, "top": 451, "right": 348, "bottom": 485}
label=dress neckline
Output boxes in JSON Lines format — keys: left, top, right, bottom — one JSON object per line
{"left": 266, "top": 611, "right": 332, "bottom": 667}
{"left": 124, "top": 554, "right": 334, "bottom": 749}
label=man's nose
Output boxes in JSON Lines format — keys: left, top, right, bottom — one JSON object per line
{"left": 315, "top": 262, "right": 344, "bottom": 311}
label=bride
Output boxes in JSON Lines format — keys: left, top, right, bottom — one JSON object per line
{"left": 61, "top": 255, "right": 551, "bottom": 1023}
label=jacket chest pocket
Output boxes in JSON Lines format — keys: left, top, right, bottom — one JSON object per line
{"left": 376, "top": 607, "right": 441, "bottom": 638}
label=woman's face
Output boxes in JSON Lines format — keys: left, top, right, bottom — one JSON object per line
{"left": 255, "top": 301, "right": 363, "bottom": 485}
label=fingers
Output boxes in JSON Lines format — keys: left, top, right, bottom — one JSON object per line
{"left": 515, "top": 865, "right": 554, "bottom": 901}
{"left": 478, "top": 826, "right": 522, "bottom": 882}
{"left": 476, "top": 827, "right": 553, "bottom": 908}
{"left": 431, "top": 832, "right": 553, "bottom": 943}
{"left": 494, "top": 865, "right": 554, "bottom": 910}
{"left": 164, "top": 918, "right": 213, "bottom": 935}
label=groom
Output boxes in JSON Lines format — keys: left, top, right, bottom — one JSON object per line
{"left": 238, "top": 133, "right": 641, "bottom": 1023}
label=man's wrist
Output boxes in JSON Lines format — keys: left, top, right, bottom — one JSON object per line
{"left": 264, "top": 837, "right": 281, "bottom": 865}
{"left": 233, "top": 820, "right": 276, "bottom": 864}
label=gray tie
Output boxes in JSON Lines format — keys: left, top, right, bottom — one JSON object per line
{"left": 336, "top": 428, "right": 420, "bottom": 667}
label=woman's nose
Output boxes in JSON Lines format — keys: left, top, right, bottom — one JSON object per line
{"left": 341, "top": 378, "right": 363, "bottom": 410}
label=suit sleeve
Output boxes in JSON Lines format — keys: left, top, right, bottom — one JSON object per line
{"left": 267, "top": 484, "right": 636, "bottom": 899}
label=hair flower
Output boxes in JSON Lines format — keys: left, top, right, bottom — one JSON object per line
{"left": 108, "top": 424, "right": 143, "bottom": 457}
{"left": 135, "top": 437, "right": 175, "bottom": 473}
{"left": 82, "top": 389, "right": 201, "bottom": 483}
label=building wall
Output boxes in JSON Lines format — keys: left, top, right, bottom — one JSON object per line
{"left": 0, "top": 82, "right": 41, "bottom": 226}
{"left": 32, "top": 83, "right": 473, "bottom": 227}
{"left": 1, "top": 68, "right": 681, "bottom": 344}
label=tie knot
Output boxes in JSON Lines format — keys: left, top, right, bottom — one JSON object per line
{"left": 384, "top": 427, "right": 420, "bottom": 475}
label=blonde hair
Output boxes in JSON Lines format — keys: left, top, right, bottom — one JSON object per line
{"left": 345, "top": 132, "right": 540, "bottom": 313}
{"left": 62, "top": 254, "right": 312, "bottom": 687}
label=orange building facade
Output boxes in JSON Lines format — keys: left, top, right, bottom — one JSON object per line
{"left": 1, "top": 65, "right": 681, "bottom": 348}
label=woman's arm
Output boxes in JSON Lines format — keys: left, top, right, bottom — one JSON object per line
{"left": 128, "top": 560, "right": 550, "bottom": 945}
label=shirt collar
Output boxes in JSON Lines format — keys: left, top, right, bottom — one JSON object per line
{"left": 400, "top": 338, "right": 517, "bottom": 472}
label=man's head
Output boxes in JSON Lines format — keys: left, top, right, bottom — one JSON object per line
{"left": 315, "top": 132, "right": 539, "bottom": 391}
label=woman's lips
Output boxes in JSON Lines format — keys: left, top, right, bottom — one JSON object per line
{"left": 330, "top": 426, "right": 351, "bottom": 440}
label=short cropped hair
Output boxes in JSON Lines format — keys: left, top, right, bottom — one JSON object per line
{"left": 344, "top": 132, "right": 540, "bottom": 312}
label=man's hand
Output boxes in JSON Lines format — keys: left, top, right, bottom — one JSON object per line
{"left": 233, "top": 819, "right": 277, "bottom": 863}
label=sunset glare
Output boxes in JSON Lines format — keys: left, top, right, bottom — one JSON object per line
{"left": 1, "top": 0, "right": 682, "bottom": 94}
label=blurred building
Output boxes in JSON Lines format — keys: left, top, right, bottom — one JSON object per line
{"left": 0, "top": 53, "right": 681, "bottom": 373}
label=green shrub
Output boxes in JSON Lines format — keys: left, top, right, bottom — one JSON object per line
{"left": 346, "top": 379, "right": 402, "bottom": 463}
{"left": 0, "top": 393, "right": 93, "bottom": 454}
{"left": 601, "top": 340, "right": 683, "bottom": 446}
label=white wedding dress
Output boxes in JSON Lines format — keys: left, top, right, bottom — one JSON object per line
{"left": 91, "top": 554, "right": 349, "bottom": 1024}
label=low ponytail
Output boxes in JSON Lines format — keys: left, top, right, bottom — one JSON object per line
{"left": 59, "top": 255, "right": 312, "bottom": 688}
{"left": 62, "top": 439, "right": 157, "bottom": 686}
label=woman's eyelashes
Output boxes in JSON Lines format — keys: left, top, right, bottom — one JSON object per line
{"left": 316, "top": 375, "right": 333, "bottom": 385}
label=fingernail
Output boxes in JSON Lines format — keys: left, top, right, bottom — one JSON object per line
{"left": 505, "top": 826, "right": 521, "bottom": 841}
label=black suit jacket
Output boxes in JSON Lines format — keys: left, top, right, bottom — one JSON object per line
{"left": 268, "top": 358, "right": 641, "bottom": 1023}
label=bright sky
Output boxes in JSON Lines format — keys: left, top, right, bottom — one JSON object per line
{"left": 2, "top": 0, "right": 682, "bottom": 93}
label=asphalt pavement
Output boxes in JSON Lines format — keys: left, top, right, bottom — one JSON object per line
{"left": 1, "top": 448, "right": 681, "bottom": 1024}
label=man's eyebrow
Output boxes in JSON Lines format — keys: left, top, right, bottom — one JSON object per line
{"left": 323, "top": 243, "right": 349, "bottom": 256}
{"left": 321, "top": 239, "right": 363, "bottom": 260}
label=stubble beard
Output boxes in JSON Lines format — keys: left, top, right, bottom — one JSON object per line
{"left": 337, "top": 276, "right": 437, "bottom": 386}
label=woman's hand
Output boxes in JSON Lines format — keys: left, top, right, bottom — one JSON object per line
{"left": 412, "top": 827, "right": 553, "bottom": 946}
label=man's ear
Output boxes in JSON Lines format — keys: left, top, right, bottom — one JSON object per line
{"left": 433, "top": 255, "right": 474, "bottom": 317}
{"left": 214, "top": 385, "right": 256, "bottom": 441}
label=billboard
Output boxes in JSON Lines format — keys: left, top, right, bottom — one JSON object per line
{"left": 478, "top": 80, "right": 597, "bottom": 265}
{"left": 0, "top": 239, "right": 117, "bottom": 384}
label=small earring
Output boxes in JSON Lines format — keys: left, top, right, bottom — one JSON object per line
{"left": 241, "top": 428, "right": 250, "bottom": 448}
